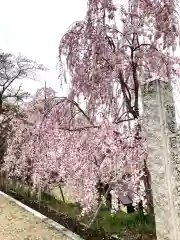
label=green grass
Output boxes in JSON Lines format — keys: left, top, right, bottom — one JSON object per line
{"left": 4, "top": 180, "right": 156, "bottom": 238}
{"left": 6, "top": 181, "right": 82, "bottom": 219}
{"left": 90, "top": 210, "right": 155, "bottom": 234}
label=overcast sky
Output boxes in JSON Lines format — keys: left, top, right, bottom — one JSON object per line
{"left": 0, "top": 0, "right": 87, "bottom": 95}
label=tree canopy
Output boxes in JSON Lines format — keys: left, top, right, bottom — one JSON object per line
{"left": 3, "top": 0, "right": 180, "bottom": 215}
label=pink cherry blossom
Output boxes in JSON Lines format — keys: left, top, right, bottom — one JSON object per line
{"left": 3, "top": 0, "right": 180, "bottom": 214}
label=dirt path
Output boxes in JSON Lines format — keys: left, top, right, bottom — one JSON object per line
{"left": 0, "top": 195, "right": 70, "bottom": 239}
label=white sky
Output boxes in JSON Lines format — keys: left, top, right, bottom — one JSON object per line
{"left": 0, "top": 0, "right": 87, "bottom": 95}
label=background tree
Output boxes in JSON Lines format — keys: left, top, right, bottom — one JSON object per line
{"left": 0, "top": 50, "right": 46, "bottom": 164}
{"left": 3, "top": 86, "right": 147, "bottom": 216}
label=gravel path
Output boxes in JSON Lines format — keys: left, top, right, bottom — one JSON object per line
{"left": 0, "top": 195, "right": 69, "bottom": 239}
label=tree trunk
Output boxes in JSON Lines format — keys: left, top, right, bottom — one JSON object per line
{"left": 88, "top": 183, "right": 112, "bottom": 228}
{"left": 59, "top": 184, "right": 65, "bottom": 203}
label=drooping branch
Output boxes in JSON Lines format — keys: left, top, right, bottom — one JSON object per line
{"left": 118, "top": 71, "right": 137, "bottom": 119}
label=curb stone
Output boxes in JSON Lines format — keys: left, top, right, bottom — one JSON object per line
{"left": 0, "top": 190, "right": 83, "bottom": 240}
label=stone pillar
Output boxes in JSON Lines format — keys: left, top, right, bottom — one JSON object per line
{"left": 142, "top": 80, "right": 180, "bottom": 240}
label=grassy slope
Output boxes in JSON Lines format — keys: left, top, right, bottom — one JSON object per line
{"left": 4, "top": 180, "right": 156, "bottom": 239}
